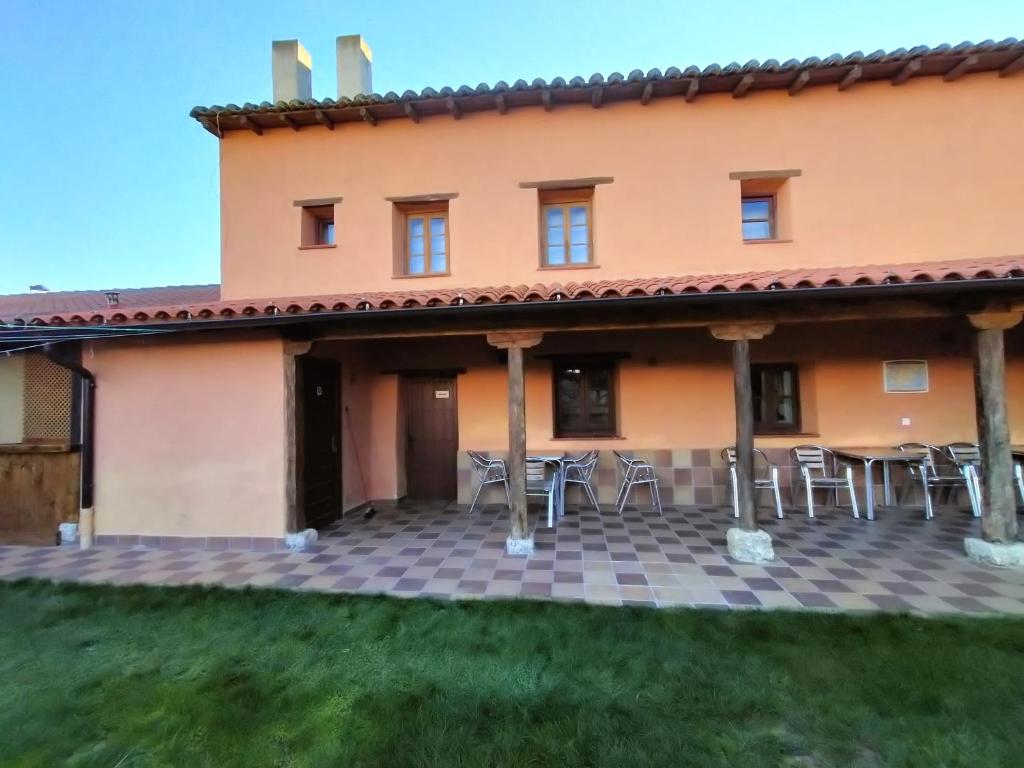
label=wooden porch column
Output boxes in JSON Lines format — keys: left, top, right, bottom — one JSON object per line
{"left": 968, "top": 311, "right": 1022, "bottom": 544}
{"left": 710, "top": 323, "right": 776, "bottom": 562}
{"left": 487, "top": 331, "right": 544, "bottom": 554}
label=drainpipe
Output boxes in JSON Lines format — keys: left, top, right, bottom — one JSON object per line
{"left": 43, "top": 343, "right": 95, "bottom": 548}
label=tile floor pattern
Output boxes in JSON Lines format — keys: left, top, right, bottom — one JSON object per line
{"left": 1, "top": 502, "right": 1023, "bottom": 615}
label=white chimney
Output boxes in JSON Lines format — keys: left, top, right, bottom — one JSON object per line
{"left": 272, "top": 39, "right": 312, "bottom": 102}
{"left": 336, "top": 35, "right": 372, "bottom": 99}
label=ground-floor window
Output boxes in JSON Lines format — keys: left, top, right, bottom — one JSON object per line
{"left": 553, "top": 360, "right": 617, "bottom": 437}
{"left": 751, "top": 363, "right": 800, "bottom": 434}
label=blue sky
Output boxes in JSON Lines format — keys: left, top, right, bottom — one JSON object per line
{"left": 0, "top": 0, "right": 1020, "bottom": 295}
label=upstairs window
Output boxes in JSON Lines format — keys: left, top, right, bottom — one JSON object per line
{"left": 403, "top": 204, "right": 449, "bottom": 275}
{"left": 539, "top": 188, "right": 594, "bottom": 267}
{"left": 741, "top": 196, "right": 775, "bottom": 241}
{"left": 751, "top": 363, "right": 800, "bottom": 434}
{"left": 553, "top": 360, "right": 617, "bottom": 437}
{"left": 296, "top": 197, "right": 341, "bottom": 249}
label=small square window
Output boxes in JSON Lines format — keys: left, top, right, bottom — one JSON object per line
{"left": 884, "top": 360, "right": 929, "bottom": 393}
{"left": 741, "top": 196, "right": 775, "bottom": 241}
{"left": 300, "top": 204, "right": 337, "bottom": 248}
{"left": 539, "top": 188, "right": 594, "bottom": 267}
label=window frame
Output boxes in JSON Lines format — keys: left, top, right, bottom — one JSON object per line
{"left": 741, "top": 195, "right": 776, "bottom": 242}
{"left": 400, "top": 203, "right": 450, "bottom": 277}
{"left": 316, "top": 216, "right": 335, "bottom": 246}
{"left": 538, "top": 188, "right": 595, "bottom": 268}
{"left": 299, "top": 204, "right": 337, "bottom": 249}
{"left": 551, "top": 358, "right": 618, "bottom": 438}
{"left": 750, "top": 363, "right": 801, "bottom": 434}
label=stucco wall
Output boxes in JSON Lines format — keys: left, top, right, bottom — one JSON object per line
{"left": 0, "top": 355, "right": 25, "bottom": 444}
{"left": 90, "top": 336, "right": 288, "bottom": 538}
{"left": 219, "top": 75, "right": 1024, "bottom": 300}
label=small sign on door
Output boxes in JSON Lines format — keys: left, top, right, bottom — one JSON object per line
{"left": 434, "top": 390, "right": 450, "bottom": 399}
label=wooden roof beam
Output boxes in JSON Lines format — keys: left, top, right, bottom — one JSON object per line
{"left": 446, "top": 95, "right": 461, "bottom": 120}
{"left": 892, "top": 58, "right": 922, "bottom": 85}
{"left": 838, "top": 64, "right": 862, "bottom": 91}
{"left": 640, "top": 81, "right": 654, "bottom": 105}
{"left": 403, "top": 102, "right": 420, "bottom": 123}
{"left": 359, "top": 107, "right": 378, "bottom": 126}
{"left": 199, "top": 117, "right": 222, "bottom": 138}
{"left": 683, "top": 78, "right": 699, "bottom": 102}
{"left": 998, "top": 52, "right": 1024, "bottom": 77}
{"left": 239, "top": 116, "right": 263, "bottom": 135}
{"left": 944, "top": 54, "right": 979, "bottom": 81}
{"left": 732, "top": 73, "right": 755, "bottom": 98}
{"left": 541, "top": 88, "right": 553, "bottom": 111}
{"left": 591, "top": 86, "right": 603, "bottom": 108}
{"left": 279, "top": 114, "right": 300, "bottom": 131}
{"left": 495, "top": 93, "right": 508, "bottom": 114}
{"left": 787, "top": 70, "right": 811, "bottom": 95}
{"left": 314, "top": 109, "right": 335, "bottom": 130}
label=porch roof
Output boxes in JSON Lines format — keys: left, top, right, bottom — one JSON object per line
{"left": 1, "top": 256, "right": 1022, "bottom": 329}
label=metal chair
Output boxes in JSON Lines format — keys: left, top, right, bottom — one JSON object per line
{"left": 612, "top": 451, "right": 663, "bottom": 514}
{"left": 466, "top": 450, "right": 509, "bottom": 514}
{"left": 526, "top": 458, "right": 557, "bottom": 528}
{"left": 945, "top": 443, "right": 983, "bottom": 517}
{"left": 562, "top": 450, "right": 601, "bottom": 511}
{"left": 790, "top": 445, "right": 860, "bottom": 519}
{"left": 1016, "top": 461, "right": 1024, "bottom": 506}
{"left": 722, "top": 447, "right": 784, "bottom": 519}
{"left": 897, "top": 443, "right": 978, "bottom": 518}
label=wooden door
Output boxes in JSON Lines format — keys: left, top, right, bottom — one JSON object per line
{"left": 299, "top": 356, "right": 342, "bottom": 528}
{"left": 403, "top": 376, "right": 458, "bottom": 499}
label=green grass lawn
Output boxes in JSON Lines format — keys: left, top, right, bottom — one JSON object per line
{"left": 1, "top": 581, "right": 1023, "bottom": 767}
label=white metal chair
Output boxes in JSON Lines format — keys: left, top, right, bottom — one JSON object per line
{"left": 1016, "top": 461, "right": 1024, "bottom": 506}
{"left": 526, "top": 458, "right": 558, "bottom": 527}
{"left": 722, "top": 447, "right": 784, "bottom": 519}
{"left": 466, "top": 451, "right": 510, "bottom": 514}
{"left": 945, "top": 443, "right": 983, "bottom": 517}
{"left": 612, "top": 451, "right": 663, "bottom": 515}
{"left": 562, "top": 450, "right": 601, "bottom": 511}
{"left": 790, "top": 445, "right": 860, "bottom": 519}
{"left": 898, "top": 443, "right": 978, "bottom": 518}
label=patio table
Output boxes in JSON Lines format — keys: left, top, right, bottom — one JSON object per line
{"left": 832, "top": 447, "right": 931, "bottom": 521}
{"left": 528, "top": 454, "right": 566, "bottom": 523}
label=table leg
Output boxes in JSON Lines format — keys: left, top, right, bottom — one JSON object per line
{"left": 882, "top": 461, "right": 893, "bottom": 506}
{"left": 865, "top": 459, "right": 876, "bottom": 521}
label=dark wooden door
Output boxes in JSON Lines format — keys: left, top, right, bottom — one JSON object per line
{"left": 403, "top": 376, "right": 458, "bottom": 499}
{"left": 299, "top": 357, "right": 342, "bottom": 528}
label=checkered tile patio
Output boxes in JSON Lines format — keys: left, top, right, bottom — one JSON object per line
{"left": 1, "top": 502, "right": 1022, "bottom": 615}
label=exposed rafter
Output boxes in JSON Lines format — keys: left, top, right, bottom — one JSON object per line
{"left": 279, "top": 114, "right": 300, "bottom": 131}
{"left": 495, "top": 93, "right": 508, "bottom": 115}
{"left": 999, "top": 52, "right": 1024, "bottom": 77}
{"left": 314, "top": 109, "right": 335, "bottom": 130}
{"left": 239, "top": 116, "right": 262, "bottom": 135}
{"left": 640, "top": 81, "right": 654, "bottom": 105}
{"left": 591, "top": 86, "right": 604, "bottom": 108}
{"left": 199, "top": 117, "right": 222, "bottom": 138}
{"left": 944, "top": 54, "right": 979, "bottom": 81}
{"left": 541, "top": 88, "right": 553, "bottom": 111}
{"left": 892, "top": 58, "right": 922, "bottom": 85}
{"left": 403, "top": 102, "right": 420, "bottom": 123}
{"left": 446, "top": 95, "right": 461, "bottom": 119}
{"left": 359, "top": 107, "right": 378, "bottom": 126}
{"left": 838, "top": 65, "right": 863, "bottom": 91}
{"left": 787, "top": 70, "right": 811, "bottom": 96}
{"left": 683, "top": 78, "right": 699, "bottom": 102}
{"left": 732, "top": 73, "right": 755, "bottom": 98}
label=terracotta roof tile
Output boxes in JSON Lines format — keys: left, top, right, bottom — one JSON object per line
{"left": 1, "top": 258, "right": 1021, "bottom": 327}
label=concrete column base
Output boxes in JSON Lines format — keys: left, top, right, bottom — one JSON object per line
{"left": 505, "top": 535, "right": 535, "bottom": 556}
{"left": 285, "top": 528, "right": 318, "bottom": 551}
{"left": 58, "top": 523, "right": 79, "bottom": 546}
{"left": 727, "top": 527, "right": 775, "bottom": 564}
{"left": 964, "top": 537, "right": 1024, "bottom": 568}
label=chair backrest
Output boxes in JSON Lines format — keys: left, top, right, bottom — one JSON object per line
{"left": 525, "top": 459, "right": 549, "bottom": 486}
{"left": 946, "top": 442, "right": 981, "bottom": 467}
{"left": 467, "top": 450, "right": 498, "bottom": 476}
{"left": 723, "top": 447, "right": 772, "bottom": 479}
{"left": 566, "top": 450, "right": 599, "bottom": 478}
{"left": 791, "top": 445, "right": 833, "bottom": 477}
{"left": 898, "top": 443, "right": 946, "bottom": 476}
{"left": 613, "top": 450, "right": 633, "bottom": 470}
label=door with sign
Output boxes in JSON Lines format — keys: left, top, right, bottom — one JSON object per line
{"left": 402, "top": 376, "right": 458, "bottom": 499}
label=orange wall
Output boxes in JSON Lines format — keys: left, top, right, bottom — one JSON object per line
{"left": 90, "top": 336, "right": 289, "bottom": 537}
{"left": 218, "top": 74, "right": 1024, "bottom": 300}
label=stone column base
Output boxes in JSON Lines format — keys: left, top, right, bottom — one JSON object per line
{"left": 58, "top": 523, "right": 79, "bottom": 546}
{"left": 285, "top": 528, "right": 318, "bottom": 551}
{"left": 506, "top": 535, "right": 535, "bottom": 556}
{"left": 727, "top": 527, "right": 775, "bottom": 564}
{"left": 964, "top": 537, "right": 1024, "bottom": 567}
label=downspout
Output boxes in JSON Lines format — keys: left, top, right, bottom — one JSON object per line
{"left": 43, "top": 343, "right": 95, "bottom": 548}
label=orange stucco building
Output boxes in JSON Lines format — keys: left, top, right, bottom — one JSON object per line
{"left": 1, "top": 36, "right": 1023, "bottom": 552}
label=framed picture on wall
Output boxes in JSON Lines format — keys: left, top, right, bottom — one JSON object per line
{"left": 883, "top": 360, "right": 929, "bottom": 393}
